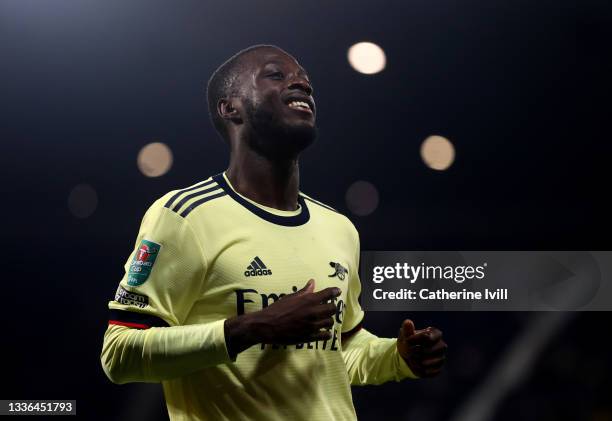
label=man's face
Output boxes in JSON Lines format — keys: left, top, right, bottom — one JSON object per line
{"left": 237, "top": 48, "right": 317, "bottom": 158}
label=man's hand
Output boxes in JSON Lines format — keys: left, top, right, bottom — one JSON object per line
{"left": 225, "top": 279, "right": 341, "bottom": 357}
{"left": 397, "top": 319, "right": 447, "bottom": 378}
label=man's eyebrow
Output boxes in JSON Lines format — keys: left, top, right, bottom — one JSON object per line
{"left": 262, "top": 60, "right": 310, "bottom": 79}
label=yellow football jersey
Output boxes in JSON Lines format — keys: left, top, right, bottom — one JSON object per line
{"left": 102, "top": 172, "right": 415, "bottom": 421}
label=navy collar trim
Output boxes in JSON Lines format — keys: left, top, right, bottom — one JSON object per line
{"left": 212, "top": 173, "right": 310, "bottom": 227}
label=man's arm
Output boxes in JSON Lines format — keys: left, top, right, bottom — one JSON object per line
{"left": 101, "top": 321, "right": 230, "bottom": 384}
{"left": 340, "top": 225, "right": 447, "bottom": 385}
{"left": 101, "top": 279, "right": 340, "bottom": 384}
{"left": 341, "top": 320, "right": 447, "bottom": 386}
{"left": 342, "top": 326, "right": 419, "bottom": 385}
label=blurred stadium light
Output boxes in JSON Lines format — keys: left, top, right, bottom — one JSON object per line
{"left": 137, "top": 142, "right": 173, "bottom": 177}
{"left": 347, "top": 42, "right": 386, "bottom": 74}
{"left": 68, "top": 183, "right": 98, "bottom": 218}
{"left": 421, "top": 135, "right": 455, "bottom": 171}
{"left": 346, "top": 180, "right": 380, "bottom": 216}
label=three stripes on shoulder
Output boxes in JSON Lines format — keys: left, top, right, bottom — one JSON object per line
{"left": 164, "top": 178, "right": 226, "bottom": 218}
{"left": 162, "top": 176, "right": 338, "bottom": 219}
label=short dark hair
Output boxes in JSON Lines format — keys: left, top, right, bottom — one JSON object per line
{"left": 206, "top": 44, "right": 283, "bottom": 142}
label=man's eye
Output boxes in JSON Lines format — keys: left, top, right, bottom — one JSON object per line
{"left": 268, "top": 71, "right": 284, "bottom": 79}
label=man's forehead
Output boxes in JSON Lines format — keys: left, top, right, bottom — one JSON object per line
{"left": 245, "top": 49, "right": 306, "bottom": 73}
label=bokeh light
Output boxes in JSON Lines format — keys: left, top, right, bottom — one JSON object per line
{"left": 137, "top": 142, "right": 173, "bottom": 177}
{"left": 68, "top": 184, "right": 98, "bottom": 218}
{"left": 420, "top": 135, "right": 455, "bottom": 171}
{"left": 347, "top": 42, "right": 386, "bottom": 74}
{"left": 346, "top": 180, "right": 379, "bottom": 216}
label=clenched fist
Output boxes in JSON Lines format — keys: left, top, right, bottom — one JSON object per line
{"left": 224, "top": 279, "right": 341, "bottom": 357}
{"left": 397, "top": 319, "right": 447, "bottom": 378}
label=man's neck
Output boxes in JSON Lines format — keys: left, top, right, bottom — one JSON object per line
{"left": 226, "top": 148, "right": 300, "bottom": 212}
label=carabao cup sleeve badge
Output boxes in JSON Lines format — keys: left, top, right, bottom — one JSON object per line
{"left": 127, "top": 239, "right": 162, "bottom": 286}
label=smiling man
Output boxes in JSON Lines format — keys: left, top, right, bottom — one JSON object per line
{"left": 101, "top": 45, "right": 447, "bottom": 421}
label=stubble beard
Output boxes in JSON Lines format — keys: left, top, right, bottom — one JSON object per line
{"left": 243, "top": 98, "right": 318, "bottom": 160}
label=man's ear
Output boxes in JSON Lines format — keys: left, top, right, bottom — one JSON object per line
{"left": 218, "top": 98, "right": 242, "bottom": 124}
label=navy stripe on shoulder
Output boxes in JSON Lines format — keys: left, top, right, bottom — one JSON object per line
{"left": 108, "top": 309, "right": 170, "bottom": 329}
{"left": 301, "top": 195, "right": 338, "bottom": 213}
{"left": 171, "top": 185, "right": 223, "bottom": 213}
{"left": 164, "top": 179, "right": 216, "bottom": 209}
{"left": 180, "top": 191, "right": 228, "bottom": 218}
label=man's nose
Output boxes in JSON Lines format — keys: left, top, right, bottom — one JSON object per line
{"left": 288, "top": 77, "right": 312, "bottom": 96}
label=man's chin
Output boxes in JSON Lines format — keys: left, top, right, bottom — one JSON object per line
{"left": 251, "top": 122, "right": 318, "bottom": 159}
{"left": 246, "top": 103, "right": 317, "bottom": 159}
{"left": 286, "top": 120, "right": 317, "bottom": 141}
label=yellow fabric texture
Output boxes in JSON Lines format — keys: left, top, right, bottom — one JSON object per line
{"left": 101, "top": 173, "right": 417, "bottom": 421}
{"left": 342, "top": 328, "right": 418, "bottom": 385}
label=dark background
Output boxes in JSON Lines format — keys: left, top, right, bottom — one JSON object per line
{"left": 1, "top": 0, "right": 610, "bottom": 420}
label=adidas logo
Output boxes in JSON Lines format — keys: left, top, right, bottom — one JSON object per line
{"left": 244, "top": 256, "right": 273, "bottom": 277}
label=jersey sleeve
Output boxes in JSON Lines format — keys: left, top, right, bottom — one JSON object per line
{"left": 341, "top": 224, "right": 365, "bottom": 333}
{"left": 108, "top": 196, "right": 206, "bottom": 328}
{"left": 342, "top": 328, "right": 418, "bottom": 385}
{"left": 339, "top": 223, "right": 418, "bottom": 384}
{"left": 101, "top": 196, "right": 234, "bottom": 384}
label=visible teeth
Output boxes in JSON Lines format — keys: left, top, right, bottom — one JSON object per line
{"left": 288, "top": 100, "right": 311, "bottom": 110}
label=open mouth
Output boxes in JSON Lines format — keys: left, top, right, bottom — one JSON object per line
{"left": 285, "top": 98, "right": 314, "bottom": 115}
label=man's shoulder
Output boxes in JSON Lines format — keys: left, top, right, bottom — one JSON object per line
{"left": 149, "top": 175, "right": 228, "bottom": 220}
{"left": 300, "top": 192, "right": 358, "bottom": 235}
